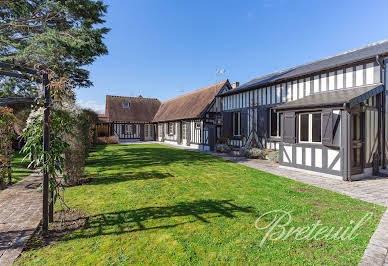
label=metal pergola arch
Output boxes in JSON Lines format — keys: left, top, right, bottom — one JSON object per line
{"left": 0, "top": 61, "right": 51, "bottom": 234}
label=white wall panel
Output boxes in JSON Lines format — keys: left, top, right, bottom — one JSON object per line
{"left": 328, "top": 149, "right": 340, "bottom": 171}
{"left": 267, "top": 87, "right": 271, "bottom": 104}
{"left": 314, "top": 75, "right": 320, "bottom": 93}
{"left": 271, "top": 86, "right": 276, "bottom": 104}
{"left": 305, "top": 148, "right": 311, "bottom": 166}
{"left": 356, "top": 65, "right": 363, "bottom": 86}
{"left": 287, "top": 82, "right": 292, "bottom": 102}
{"left": 298, "top": 79, "right": 303, "bottom": 99}
{"left": 328, "top": 71, "right": 335, "bottom": 90}
{"left": 284, "top": 146, "right": 292, "bottom": 163}
{"left": 315, "top": 149, "right": 322, "bottom": 168}
{"left": 305, "top": 78, "right": 310, "bottom": 96}
{"left": 276, "top": 84, "right": 281, "bottom": 103}
{"left": 321, "top": 73, "right": 327, "bottom": 92}
{"left": 296, "top": 147, "right": 302, "bottom": 164}
{"left": 292, "top": 81, "right": 297, "bottom": 100}
{"left": 346, "top": 67, "right": 353, "bottom": 88}
{"left": 337, "top": 69, "right": 344, "bottom": 89}
{"left": 281, "top": 83, "right": 286, "bottom": 102}
{"left": 366, "top": 63, "right": 374, "bottom": 84}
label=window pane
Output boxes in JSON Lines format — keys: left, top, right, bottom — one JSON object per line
{"left": 234, "top": 112, "right": 240, "bottom": 135}
{"left": 270, "top": 110, "right": 277, "bottom": 136}
{"left": 312, "top": 113, "right": 321, "bottom": 142}
{"left": 300, "top": 114, "right": 309, "bottom": 141}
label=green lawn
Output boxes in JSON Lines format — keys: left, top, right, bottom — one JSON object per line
{"left": 10, "top": 151, "right": 34, "bottom": 183}
{"left": 17, "top": 144, "right": 385, "bottom": 265}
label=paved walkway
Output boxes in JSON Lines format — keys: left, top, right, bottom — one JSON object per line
{"left": 158, "top": 142, "right": 388, "bottom": 265}
{"left": 0, "top": 171, "right": 42, "bottom": 265}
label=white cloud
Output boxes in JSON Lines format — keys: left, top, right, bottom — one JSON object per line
{"left": 77, "top": 100, "right": 105, "bottom": 114}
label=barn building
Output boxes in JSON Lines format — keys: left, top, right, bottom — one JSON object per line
{"left": 103, "top": 95, "right": 161, "bottom": 141}
{"left": 219, "top": 40, "right": 388, "bottom": 181}
{"left": 153, "top": 80, "right": 232, "bottom": 151}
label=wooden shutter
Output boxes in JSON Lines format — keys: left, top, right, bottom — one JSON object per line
{"left": 257, "top": 107, "right": 268, "bottom": 137}
{"left": 282, "top": 111, "right": 296, "bottom": 143}
{"left": 322, "top": 108, "right": 333, "bottom": 146}
{"left": 222, "top": 112, "right": 233, "bottom": 138}
{"left": 241, "top": 109, "right": 248, "bottom": 137}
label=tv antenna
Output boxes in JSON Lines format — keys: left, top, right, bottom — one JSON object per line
{"left": 215, "top": 69, "right": 226, "bottom": 83}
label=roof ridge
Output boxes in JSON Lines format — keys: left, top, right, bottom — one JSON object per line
{"left": 249, "top": 39, "right": 388, "bottom": 84}
{"left": 161, "top": 80, "right": 227, "bottom": 104}
{"left": 107, "top": 95, "right": 160, "bottom": 101}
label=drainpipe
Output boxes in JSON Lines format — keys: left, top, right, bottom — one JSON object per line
{"left": 376, "top": 55, "right": 386, "bottom": 169}
{"left": 343, "top": 103, "right": 352, "bottom": 181}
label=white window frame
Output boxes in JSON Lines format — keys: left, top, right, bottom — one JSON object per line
{"left": 298, "top": 112, "right": 322, "bottom": 144}
{"left": 168, "top": 122, "right": 174, "bottom": 135}
{"left": 270, "top": 109, "right": 281, "bottom": 138}
{"left": 194, "top": 122, "right": 201, "bottom": 129}
{"left": 122, "top": 101, "right": 130, "bottom": 108}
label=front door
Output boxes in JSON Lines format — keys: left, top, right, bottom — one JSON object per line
{"left": 350, "top": 112, "right": 364, "bottom": 175}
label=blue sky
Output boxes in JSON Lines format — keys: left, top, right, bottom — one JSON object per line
{"left": 77, "top": 0, "right": 388, "bottom": 113}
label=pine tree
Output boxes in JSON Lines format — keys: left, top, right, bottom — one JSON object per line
{"left": 0, "top": 0, "right": 109, "bottom": 91}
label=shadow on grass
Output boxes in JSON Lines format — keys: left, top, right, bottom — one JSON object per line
{"left": 90, "top": 171, "right": 175, "bottom": 185}
{"left": 86, "top": 146, "right": 222, "bottom": 170}
{"left": 63, "top": 200, "right": 254, "bottom": 241}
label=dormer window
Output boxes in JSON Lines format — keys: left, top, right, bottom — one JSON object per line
{"left": 122, "top": 101, "right": 130, "bottom": 108}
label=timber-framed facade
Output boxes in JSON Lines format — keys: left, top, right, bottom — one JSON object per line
{"left": 219, "top": 40, "right": 388, "bottom": 181}
{"left": 99, "top": 95, "right": 161, "bottom": 141}
{"left": 153, "top": 80, "right": 232, "bottom": 151}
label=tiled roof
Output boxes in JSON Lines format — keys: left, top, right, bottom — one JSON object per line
{"left": 274, "top": 84, "right": 384, "bottom": 110}
{"left": 222, "top": 40, "right": 388, "bottom": 96}
{"left": 153, "top": 80, "right": 229, "bottom": 122}
{"left": 106, "top": 95, "right": 161, "bottom": 122}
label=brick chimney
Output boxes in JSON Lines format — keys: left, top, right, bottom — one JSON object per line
{"left": 230, "top": 81, "right": 240, "bottom": 89}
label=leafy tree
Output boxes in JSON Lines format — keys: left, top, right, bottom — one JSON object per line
{"left": 0, "top": 76, "right": 37, "bottom": 97}
{"left": 0, "top": 0, "right": 109, "bottom": 91}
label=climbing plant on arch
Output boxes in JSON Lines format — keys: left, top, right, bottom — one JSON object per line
{"left": 0, "top": 106, "right": 15, "bottom": 189}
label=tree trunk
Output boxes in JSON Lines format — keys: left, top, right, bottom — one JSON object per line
{"left": 0, "top": 168, "right": 5, "bottom": 190}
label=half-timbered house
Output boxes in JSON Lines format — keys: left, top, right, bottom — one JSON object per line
{"left": 219, "top": 40, "right": 388, "bottom": 180}
{"left": 153, "top": 80, "right": 232, "bottom": 151}
{"left": 104, "top": 95, "right": 161, "bottom": 141}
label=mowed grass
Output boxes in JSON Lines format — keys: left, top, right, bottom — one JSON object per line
{"left": 10, "top": 151, "right": 34, "bottom": 183}
{"left": 17, "top": 144, "right": 385, "bottom": 265}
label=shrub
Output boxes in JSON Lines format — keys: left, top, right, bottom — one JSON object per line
{"left": 240, "top": 147, "right": 266, "bottom": 159}
{"left": 216, "top": 143, "right": 231, "bottom": 153}
{"left": 268, "top": 151, "right": 280, "bottom": 163}
{"left": 217, "top": 136, "right": 229, "bottom": 145}
{"left": 64, "top": 109, "right": 98, "bottom": 186}
{"left": 96, "top": 136, "right": 119, "bottom": 145}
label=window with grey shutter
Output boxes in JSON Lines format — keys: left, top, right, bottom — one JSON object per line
{"left": 222, "top": 112, "right": 233, "bottom": 138}
{"left": 322, "top": 108, "right": 333, "bottom": 146}
{"left": 257, "top": 106, "right": 268, "bottom": 137}
{"left": 282, "top": 111, "right": 296, "bottom": 143}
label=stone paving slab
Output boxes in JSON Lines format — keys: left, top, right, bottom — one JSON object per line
{"left": 157, "top": 142, "right": 388, "bottom": 266}
{"left": 0, "top": 171, "right": 42, "bottom": 266}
